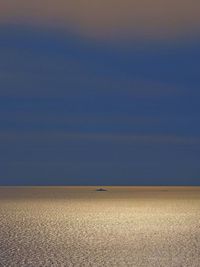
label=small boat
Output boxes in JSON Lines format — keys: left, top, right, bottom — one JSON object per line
{"left": 96, "top": 188, "right": 107, "bottom": 192}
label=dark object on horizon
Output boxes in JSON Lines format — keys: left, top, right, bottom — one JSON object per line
{"left": 96, "top": 188, "right": 107, "bottom": 192}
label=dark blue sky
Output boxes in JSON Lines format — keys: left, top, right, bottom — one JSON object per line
{"left": 0, "top": 23, "right": 200, "bottom": 185}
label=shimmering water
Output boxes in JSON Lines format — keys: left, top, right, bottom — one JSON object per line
{"left": 0, "top": 187, "right": 200, "bottom": 267}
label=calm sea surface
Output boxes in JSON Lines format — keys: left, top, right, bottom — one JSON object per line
{"left": 0, "top": 187, "right": 200, "bottom": 267}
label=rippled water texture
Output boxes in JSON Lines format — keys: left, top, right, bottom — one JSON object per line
{"left": 0, "top": 187, "right": 200, "bottom": 266}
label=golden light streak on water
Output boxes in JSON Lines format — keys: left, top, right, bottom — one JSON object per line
{"left": 0, "top": 187, "right": 200, "bottom": 266}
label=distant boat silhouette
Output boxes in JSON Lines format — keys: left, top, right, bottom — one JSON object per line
{"left": 96, "top": 188, "right": 107, "bottom": 192}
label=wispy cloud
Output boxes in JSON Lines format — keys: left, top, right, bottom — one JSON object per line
{"left": 0, "top": 68, "right": 181, "bottom": 98}
{"left": 1, "top": 26, "right": 198, "bottom": 100}
{"left": 1, "top": 131, "right": 200, "bottom": 146}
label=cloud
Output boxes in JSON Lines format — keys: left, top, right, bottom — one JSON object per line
{"left": 0, "top": 39, "right": 184, "bottom": 98}
{"left": 0, "top": 67, "right": 180, "bottom": 98}
{"left": 0, "top": 0, "right": 200, "bottom": 40}
{"left": 0, "top": 25, "right": 198, "bottom": 100}
{"left": 0, "top": 131, "right": 200, "bottom": 146}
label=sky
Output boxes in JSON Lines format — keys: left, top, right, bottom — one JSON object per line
{"left": 0, "top": 1, "right": 200, "bottom": 185}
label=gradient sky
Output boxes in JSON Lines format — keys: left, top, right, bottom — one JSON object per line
{"left": 0, "top": 1, "right": 200, "bottom": 185}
